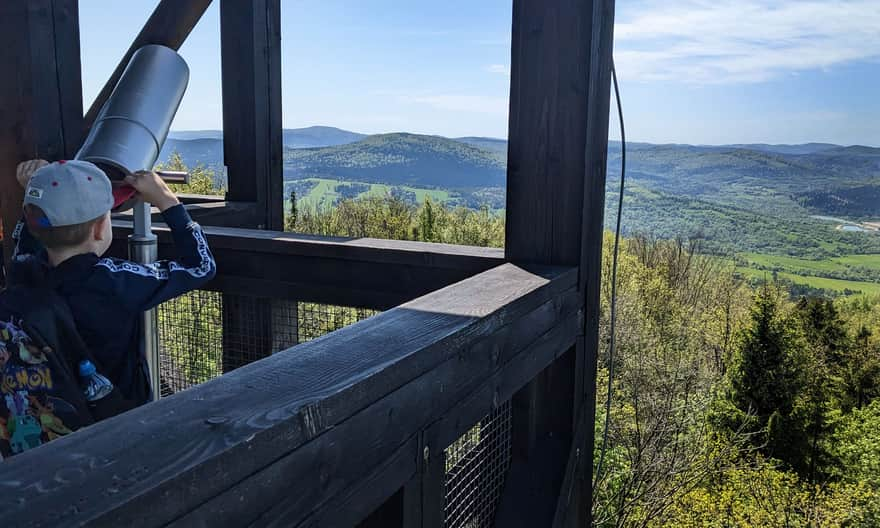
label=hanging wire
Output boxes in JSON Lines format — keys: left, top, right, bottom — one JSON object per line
{"left": 593, "top": 58, "right": 626, "bottom": 491}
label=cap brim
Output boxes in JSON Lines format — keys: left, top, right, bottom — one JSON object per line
{"left": 112, "top": 185, "right": 138, "bottom": 212}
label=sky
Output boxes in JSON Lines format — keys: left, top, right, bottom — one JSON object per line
{"left": 79, "top": 0, "right": 879, "bottom": 146}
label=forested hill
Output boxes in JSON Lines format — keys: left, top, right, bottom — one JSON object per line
{"left": 283, "top": 133, "right": 506, "bottom": 188}
{"left": 159, "top": 127, "right": 880, "bottom": 222}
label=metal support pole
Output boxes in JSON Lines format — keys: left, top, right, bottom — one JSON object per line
{"left": 129, "top": 201, "right": 161, "bottom": 401}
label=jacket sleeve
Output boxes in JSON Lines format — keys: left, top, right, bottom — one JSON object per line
{"left": 94, "top": 204, "right": 217, "bottom": 312}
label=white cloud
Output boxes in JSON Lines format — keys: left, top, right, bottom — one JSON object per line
{"left": 615, "top": 0, "right": 880, "bottom": 83}
{"left": 400, "top": 94, "right": 509, "bottom": 116}
{"left": 486, "top": 64, "right": 510, "bottom": 75}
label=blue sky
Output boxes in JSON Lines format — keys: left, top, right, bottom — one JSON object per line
{"left": 79, "top": 0, "right": 879, "bottom": 146}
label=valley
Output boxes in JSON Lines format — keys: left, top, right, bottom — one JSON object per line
{"left": 160, "top": 126, "right": 880, "bottom": 298}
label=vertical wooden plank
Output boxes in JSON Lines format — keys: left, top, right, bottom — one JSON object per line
{"left": 49, "top": 0, "right": 85, "bottom": 157}
{"left": 0, "top": 2, "right": 29, "bottom": 271}
{"left": 500, "top": 0, "right": 614, "bottom": 525}
{"left": 220, "top": 0, "right": 283, "bottom": 230}
{"left": 270, "top": 298, "right": 299, "bottom": 351}
{"left": 421, "top": 443, "right": 446, "bottom": 528}
{"left": 578, "top": 0, "right": 616, "bottom": 524}
{"left": 0, "top": 0, "right": 82, "bottom": 270}
{"left": 220, "top": 294, "right": 273, "bottom": 373}
{"left": 402, "top": 471, "right": 424, "bottom": 527}
{"left": 219, "top": 0, "right": 284, "bottom": 373}
{"left": 504, "top": 0, "right": 590, "bottom": 267}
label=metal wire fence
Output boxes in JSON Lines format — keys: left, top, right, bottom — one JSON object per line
{"left": 298, "top": 302, "right": 379, "bottom": 343}
{"left": 157, "top": 290, "right": 378, "bottom": 396}
{"left": 443, "top": 401, "right": 513, "bottom": 528}
{"left": 158, "top": 292, "right": 514, "bottom": 527}
{"left": 157, "top": 290, "right": 223, "bottom": 396}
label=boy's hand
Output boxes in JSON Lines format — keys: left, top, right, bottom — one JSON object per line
{"left": 16, "top": 159, "right": 49, "bottom": 189}
{"left": 124, "top": 170, "right": 180, "bottom": 212}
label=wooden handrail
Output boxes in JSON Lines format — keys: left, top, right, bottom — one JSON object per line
{"left": 109, "top": 221, "right": 505, "bottom": 309}
{"left": 0, "top": 263, "right": 579, "bottom": 527}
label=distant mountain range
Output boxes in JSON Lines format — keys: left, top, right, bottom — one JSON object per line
{"left": 161, "top": 126, "right": 366, "bottom": 167}
{"left": 283, "top": 133, "right": 506, "bottom": 188}
{"left": 159, "top": 126, "right": 880, "bottom": 248}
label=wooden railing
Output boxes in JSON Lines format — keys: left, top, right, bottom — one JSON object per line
{"left": 0, "top": 229, "right": 580, "bottom": 527}
{"left": 110, "top": 221, "right": 505, "bottom": 310}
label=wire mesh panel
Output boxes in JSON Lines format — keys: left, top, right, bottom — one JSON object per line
{"left": 157, "top": 290, "right": 223, "bottom": 396}
{"left": 221, "top": 295, "right": 300, "bottom": 372}
{"left": 157, "top": 292, "right": 378, "bottom": 396}
{"left": 443, "top": 401, "right": 513, "bottom": 528}
{"left": 298, "top": 302, "right": 379, "bottom": 343}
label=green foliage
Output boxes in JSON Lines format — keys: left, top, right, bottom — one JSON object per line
{"left": 158, "top": 291, "right": 223, "bottom": 387}
{"left": 595, "top": 237, "right": 880, "bottom": 525}
{"left": 593, "top": 235, "right": 754, "bottom": 527}
{"left": 831, "top": 400, "right": 880, "bottom": 489}
{"left": 661, "top": 458, "right": 880, "bottom": 528}
{"left": 725, "top": 290, "right": 857, "bottom": 482}
{"left": 283, "top": 132, "right": 506, "bottom": 188}
{"left": 286, "top": 194, "right": 504, "bottom": 248}
{"left": 742, "top": 253, "right": 880, "bottom": 284}
{"left": 728, "top": 284, "right": 806, "bottom": 459}
{"left": 617, "top": 183, "right": 880, "bottom": 260}
{"left": 156, "top": 151, "right": 224, "bottom": 196}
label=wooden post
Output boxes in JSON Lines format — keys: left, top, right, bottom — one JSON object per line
{"left": 576, "top": 1, "right": 616, "bottom": 524}
{"left": 497, "top": 0, "right": 615, "bottom": 526}
{"left": 220, "top": 0, "right": 284, "bottom": 230}
{"left": 0, "top": 0, "right": 83, "bottom": 270}
{"left": 219, "top": 0, "right": 287, "bottom": 370}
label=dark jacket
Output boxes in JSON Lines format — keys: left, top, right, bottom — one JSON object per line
{"left": 11, "top": 204, "right": 216, "bottom": 403}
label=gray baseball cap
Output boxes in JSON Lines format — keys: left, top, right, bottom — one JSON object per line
{"left": 22, "top": 160, "right": 122, "bottom": 227}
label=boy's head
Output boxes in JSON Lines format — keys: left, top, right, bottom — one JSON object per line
{"left": 22, "top": 160, "right": 129, "bottom": 256}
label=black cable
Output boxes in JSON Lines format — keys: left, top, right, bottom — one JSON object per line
{"left": 593, "top": 59, "right": 625, "bottom": 492}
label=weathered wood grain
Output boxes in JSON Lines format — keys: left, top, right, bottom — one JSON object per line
{"left": 500, "top": 0, "right": 615, "bottom": 524}
{"left": 0, "top": 264, "right": 574, "bottom": 527}
{"left": 108, "top": 221, "right": 504, "bottom": 309}
{"left": 297, "top": 440, "right": 417, "bottom": 528}
{"left": 220, "top": 0, "right": 283, "bottom": 230}
{"left": 578, "top": 0, "right": 617, "bottom": 524}
{"left": 179, "top": 289, "right": 578, "bottom": 526}
{"left": 0, "top": 0, "right": 82, "bottom": 270}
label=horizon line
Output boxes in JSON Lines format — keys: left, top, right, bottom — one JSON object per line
{"left": 168, "top": 127, "right": 878, "bottom": 149}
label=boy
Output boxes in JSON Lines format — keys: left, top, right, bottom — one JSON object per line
{"left": 11, "top": 159, "right": 216, "bottom": 405}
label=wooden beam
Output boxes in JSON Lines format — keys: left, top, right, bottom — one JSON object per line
{"left": 113, "top": 201, "right": 260, "bottom": 227}
{"left": 0, "top": 0, "right": 82, "bottom": 270}
{"left": 218, "top": 0, "right": 283, "bottom": 373}
{"left": 220, "top": 0, "right": 283, "bottom": 230}
{"left": 499, "top": 0, "right": 614, "bottom": 525}
{"left": 0, "top": 264, "right": 577, "bottom": 526}
{"left": 83, "top": 0, "right": 213, "bottom": 131}
{"left": 577, "top": 1, "right": 617, "bottom": 524}
{"left": 299, "top": 440, "right": 418, "bottom": 528}
{"left": 109, "top": 222, "right": 504, "bottom": 309}
{"left": 505, "top": 0, "right": 591, "bottom": 266}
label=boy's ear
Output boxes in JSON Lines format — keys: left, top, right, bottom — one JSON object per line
{"left": 93, "top": 213, "right": 110, "bottom": 240}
